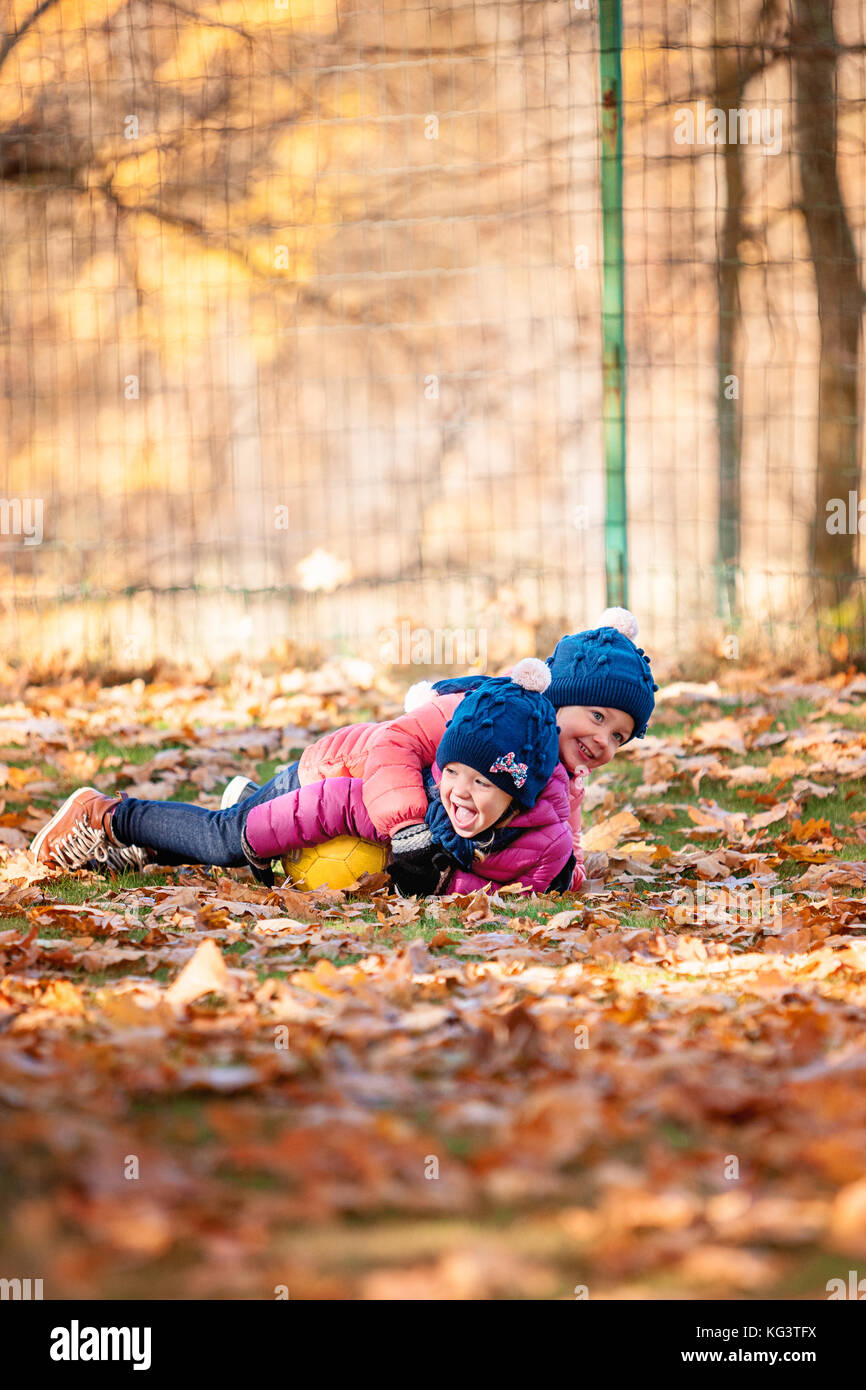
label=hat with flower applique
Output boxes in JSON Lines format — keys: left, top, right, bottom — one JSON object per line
{"left": 434, "top": 658, "right": 559, "bottom": 809}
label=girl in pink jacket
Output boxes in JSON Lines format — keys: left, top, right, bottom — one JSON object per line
{"left": 242, "top": 658, "right": 574, "bottom": 895}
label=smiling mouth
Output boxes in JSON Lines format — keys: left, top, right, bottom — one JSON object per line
{"left": 576, "top": 739, "right": 596, "bottom": 765}
{"left": 450, "top": 803, "right": 477, "bottom": 829}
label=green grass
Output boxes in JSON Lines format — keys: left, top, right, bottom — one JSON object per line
{"left": 254, "top": 965, "right": 292, "bottom": 982}
{"left": 42, "top": 877, "right": 115, "bottom": 903}
{"left": 617, "top": 910, "right": 664, "bottom": 932}
{"left": 224, "top": 939, "right": 253, "bottom": 955}
{"left": 656, "top": 1120, "right": 697, "bottom": 1151}
{"left": 86, "top": 738, "right": 167, "bottom": 763}
{"left": 441, "top": 1133, "right": 479, "bottom": 1158}
{"left": 601, "top": 761, "right": 645, "bottom": 792}
{"left": 5, "top": 914, "right": 32, "bottom": 933}
{"left": 166, "top": 780, "right": 207, "bottom": 802}
{"left": 377, "top": 915, "right": 461, "bottom": 944}
{"left": 42, "top": 870, "right": 177, "bottom": 900}
{"left": 768, "top": 696, "right": 815, "bottom": 730}
{"left": 257, "top": 751, "right": 307, "bottom": 782}
{"left": 127, "top": 1092, "right": 217, "bottom": 1144}
{"left": 255, "top": 758, "right": 282, "bottom": 785}
{"left": 794, "top": 789, "right": 866, "bottom": 831}
{"left": 213, "top": 1164, "right": 284, "bottom": 1191}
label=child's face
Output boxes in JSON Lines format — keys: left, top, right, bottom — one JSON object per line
{"left": 440, "top": 762, "right": 513, "bottom": 837}
{"left": 556, "top": 705, "right": 635, "bottom": 773}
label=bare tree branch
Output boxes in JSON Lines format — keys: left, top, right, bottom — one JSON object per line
{"left": 0, "top": 0, "right": 60, "bottom": 70}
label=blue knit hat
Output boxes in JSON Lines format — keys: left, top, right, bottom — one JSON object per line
{"left": 434, "top": 659, "right": 560, "bottom": 809}
{"left": 545, "top": 607, "right": 658, "bottom": 740}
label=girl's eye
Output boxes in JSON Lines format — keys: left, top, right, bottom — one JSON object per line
{"left": 592, "top": 710, "right": 603, "bottom": 722}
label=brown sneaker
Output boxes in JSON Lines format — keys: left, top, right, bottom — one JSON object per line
{"left": 29, "top": 787, "right": 151, "bottom": 873}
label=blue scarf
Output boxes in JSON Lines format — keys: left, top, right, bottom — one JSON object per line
{"left": 422, "top": 766, "right": 523, "bottom": 870}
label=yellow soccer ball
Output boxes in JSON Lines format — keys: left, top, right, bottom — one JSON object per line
{"left": 281, "top": 836, "right": 389, "bottom": 891}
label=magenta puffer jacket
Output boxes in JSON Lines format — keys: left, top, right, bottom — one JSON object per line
{"left": 244, "top": 762, "right": 574, "bottom": 894}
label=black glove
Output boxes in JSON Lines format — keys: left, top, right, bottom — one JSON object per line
{"left": 240, "top": 826, "right": 275, "bottom": 888}
{"left": 389, "top": 822, "right": 434, "bottom": 868}
{"left": 547, "top": 852, "right": 576, "bottom": 894}
{"left": 389, "top": 849, "right": 454, "bottom": 898}
{"left": 389, "top": 823, "right": 454, "bottom": 897}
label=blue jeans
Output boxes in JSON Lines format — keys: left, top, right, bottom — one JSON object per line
{"left": 111, "top": 763, "right": 301, "bottom": 867}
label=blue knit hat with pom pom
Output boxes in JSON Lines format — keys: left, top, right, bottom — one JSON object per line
{"left": 435, "top": 658, "right": 560, "bottom": 809}
{"left": 545, "top": 607, "right": 658, "bottom": 740}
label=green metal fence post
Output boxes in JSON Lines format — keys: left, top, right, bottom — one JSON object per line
{"left": 598, "top": 0, "right": 628, "bottom": 610}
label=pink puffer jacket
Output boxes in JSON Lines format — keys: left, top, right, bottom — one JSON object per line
{"left": 296, "top": 693, "right": 462, "bottom": 832}
{"left": 245, "top": 762, "right": 575, "bottom": 894}
{"left": 295, "top": 690, "right": 586, "bottom": 891}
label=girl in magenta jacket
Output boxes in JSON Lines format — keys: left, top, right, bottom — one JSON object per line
{"left": 242, "top": 659, "right": 574, "bottom": 895}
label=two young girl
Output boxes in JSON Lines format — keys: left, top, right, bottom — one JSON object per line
{"left": 31, "top": 607, "right": 658, "bottom": 895}
{"left": 242, "top": 657, "right": 572, "bottom": 895}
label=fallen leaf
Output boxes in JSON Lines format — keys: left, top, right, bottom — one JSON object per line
{"left": 582, "top": 811, "right": 641, "bottom": 853}
{"left": 165, "top": 939, "right": 233, "bottom": 1008}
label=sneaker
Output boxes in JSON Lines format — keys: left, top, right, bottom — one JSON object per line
{"left": 220, "top": 776, "right": 259, "bottom": 810}
{"left": 29, "top": 787, "right": 151, "bottom": 874}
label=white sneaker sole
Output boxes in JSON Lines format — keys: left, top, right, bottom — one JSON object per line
{"left": 29, "top": 786, "right": 100, "bottom": 863}
{"left": 220, "top": 776, "right": 257, "bottom": 810}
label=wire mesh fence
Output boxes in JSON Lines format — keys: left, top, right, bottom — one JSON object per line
{"left": 0, "top": 0, "right": 864, "bottom": 676}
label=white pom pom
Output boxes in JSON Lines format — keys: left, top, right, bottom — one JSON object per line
{"left": 404, "top": 680, "right": 436, "bottom": 713}
{"left": 510, "top": 657, "right": 552, "bottom": 693}
{"left": 597, "top": 606, "right": 639, "bottom": 641}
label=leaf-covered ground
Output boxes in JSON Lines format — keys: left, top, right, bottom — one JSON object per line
{"left": 1, "top": 660, "right": 866, "bottom": 1300}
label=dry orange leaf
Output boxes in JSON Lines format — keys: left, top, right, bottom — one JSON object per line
{"left": 164, "top": 938, "right": 233, "bottom": 1008}
{"left": 7, "top": 765, "right": 45, "bottom": 788}
{"left": 582, "top": 810, "right": 641, "bottom": 853}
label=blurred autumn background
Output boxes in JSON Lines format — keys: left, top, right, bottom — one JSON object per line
{"left": 0, "top": 0, "right": 864, "bottom": 676}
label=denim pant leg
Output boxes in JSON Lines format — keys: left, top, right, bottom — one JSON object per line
{"left": 111, "top": 762, "right": 301, "bottom": 867}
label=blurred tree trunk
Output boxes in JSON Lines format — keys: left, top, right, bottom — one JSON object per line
{"left": 714, "top": 0, "right": 785, "bottom": 623}
{"left": 713, "top": 0, "right": 746, "bottom": 622}
{"left": 793, "top": 0, "right": 865, "bottom": 597}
